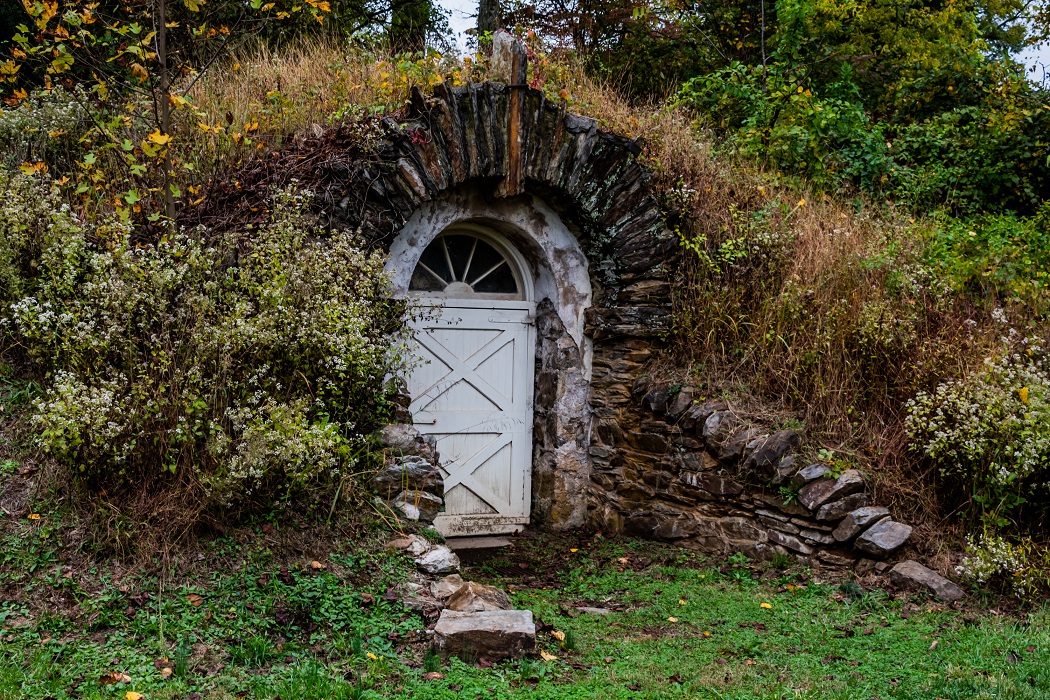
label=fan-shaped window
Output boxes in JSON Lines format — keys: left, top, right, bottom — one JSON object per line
{"left": 409, "top": 230, "right": 524, "bottom": 300}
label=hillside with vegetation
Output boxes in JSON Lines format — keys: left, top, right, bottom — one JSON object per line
{"left": 0, "top": 0, "right": 1049, "bottom": 696}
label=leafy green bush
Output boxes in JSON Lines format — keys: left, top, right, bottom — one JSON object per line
{"left": 677, "top": 63, "right": 890, "bottom": 189}
{"left": 4, "top": 181, "right": 407, "bottom": 511}
{"left": 922, "top": 208, "right": 1050, "bottom": 307}
{"left": 905, "top": 334, "right": 1050, "bottom": 527}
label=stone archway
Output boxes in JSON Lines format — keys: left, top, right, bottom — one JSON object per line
{"left": 322, "top": 79, "right": 676, "bottom": 530}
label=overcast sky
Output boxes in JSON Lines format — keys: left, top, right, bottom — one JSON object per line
{"left": 435, "top": 0, "right": 1050, "bottom": 86}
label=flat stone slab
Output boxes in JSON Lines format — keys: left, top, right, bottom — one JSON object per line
{"left": 854, "top": 519, "right": 912, "bottom": 558}
{"left": 890, "top": 560, "right": 965, "bottom": 601}
{"left": 815, "top": 492, "right": 870, "bottom": 521}
{"left": 433, "top": 609, "right": 536, "bottom": 661}
{"left": 445, "top": 536, "right": 513, "bottom": 550}
{"left": 833, "top": 506, "right": 890, "bottom": 542}
{"left": 799, "top": 470, "right": 865, "bottom": 511}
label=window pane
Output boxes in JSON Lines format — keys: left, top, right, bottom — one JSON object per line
{"left": 473, "top": 260, "right": 518, "bottom": 294}
{"left": 443, "top": 235, "right": 476, "bottom": 283}
{"left": 466, "top": 239, "right": 505, "bottom": 285}
{"left": 409, "top": 265, "right": 445, "bottom": 291}
{"left": 410, "top": 239, "right": 452, "bottom": 291}
{"left": 409, "top": 233, "right": 520, "bottom": 296}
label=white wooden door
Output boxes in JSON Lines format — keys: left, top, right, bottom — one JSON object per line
{"left": 406, "top": 299, "right": 536, "bottom": 536}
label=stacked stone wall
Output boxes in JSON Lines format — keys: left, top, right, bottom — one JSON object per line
{"left": 587, "top": 382, "right": 915, "bottom": 570}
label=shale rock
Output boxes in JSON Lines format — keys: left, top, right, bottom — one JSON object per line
{"left": 799, "top": 470, "right": 865, "bottom": 511}
{"left": 743, "top": 431, "right": 802, "bottom": 479}
{"left": 446, "top": 582, "right": 513, "bottom": 612}
{"left": 790, "top": 463, "right": 829, "bottom": 490}
{"left": 378, "top": 424, "right": 437, "bottom": 462}
{"left": 372, "top": 456, "right": 444, "bottom": 499}
{"left": 702, "top": 411, "right": 738, "bottom": 450}
{"left": 815, "top": 492, "right": 870, "bottom": 521}
{"left": 718, "top": 427, "right": 764, "bottom": 463}
{"left": 433, "top": 609, "right": 536, "bottom": 661}
{"left": 771, "top": 455, "right": 800, "bottom": 487}
{"left": 832, "top": 507, "right": 890, "bottom": 542}
{"left": 889, "top": 560, "right": 965, "bottom": 601}
{"left": 855, "top": 520, "right": 912, "bottom": 558}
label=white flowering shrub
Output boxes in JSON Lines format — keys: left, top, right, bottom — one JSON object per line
{"left": 0, "top": 171, "right": 82, "bottom": 311}
{"left": 957, "top": 533, "right": 1050, "bottom": 600}
{"left": 905, "top": 333, "right": 1050, "bottom": 526}
{"left": 0, "top": 87, "right": 91, "bottom": 169}
{"left": 6, "top": 186, "right": 408, "bottom": 511}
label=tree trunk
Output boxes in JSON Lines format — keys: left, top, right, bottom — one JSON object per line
{"left": 157, "top": 0, "right": 174, "bottom": 220}
{"left": 478, "top": 0, "right": 500, "bottom": 38}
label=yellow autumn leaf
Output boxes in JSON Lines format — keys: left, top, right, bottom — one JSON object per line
{"left": 19, "top": 161, "right": 47, "bottom": 175}
{"left": 130, "top": 62, "right": 148, "bottom": 82}
{"left": 27, "top": 513, "right": 40, "bottom": 520}
{"left": 309, "top": 560, "right": 326, "bottom": 569}
{"left": 760, "top": 602, "right": 772, "bottom": 609}
{"left": 539, "top": 650, "right": 557, "bottom": 661}
{"left": 147, "top": 129, "right": 171, "bottom": 145}
{"left": 667, "top": 616, "right": 678, "bottom": 623}
{"left": 366, "top": 652, "right": 378, "bottom": 660}
{"left": 703, "top": 630, "right": 712, "bottom": 637}
{"left": 678, "top": 599, "right": 687, "bottom": 606}
{"left": 569, "top": 548, "right": 578, "bottom": 553}
{"left": 126, "top": 693, "right": 144, "bottom": 700}
{"left": 1019, "top": 387, "right": 1029, "bottom": 405}
{"left": 797, "top": 198, "right": 806, "bottom": 207}
{"left": 551, "top": 630, "right": 565, "bottom": 641}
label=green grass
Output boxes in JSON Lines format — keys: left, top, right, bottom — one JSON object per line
{"left": 0, "top": 523, "right": 1047, "bottom": 700}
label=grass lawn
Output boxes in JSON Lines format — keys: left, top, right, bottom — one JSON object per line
{"left": 0, "top": 522, "right": 1047, "bottom": 700}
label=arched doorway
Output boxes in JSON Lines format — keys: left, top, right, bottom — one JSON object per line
{"left": 404, "top": 224, "right": 537, "bottom": 536}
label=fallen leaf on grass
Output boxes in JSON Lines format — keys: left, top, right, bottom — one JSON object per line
{"left": 126, "top": 692, "right": 144, "bottom": 700}
{"left": 625, "top": 682, "right": 641, "bottom": 691}
{"left": 540, "top": 650, "right": 557, "bottom": 661}
{"left": 603, "top": 657, "right": 615, "bottom": 664}
{"left": 160, "top": 667, "right": 172, "bottom": 679}
{"left": 186, "top": 594, "right": 203, "bottom": 606}
{"left": 551, "top": 630, "right": 565, "bottom": 641}
{"left": 366, "top": 652, "right": 379, "bottom": 660}
{"left": 422, "top": 672, "right": 444, "bottom": 681}
{"left": 760, "top": 602, "right": 772, "bottom": 609}
{"left": 569, "top": 548, "right": 578, "bottom": 553}
{"left": 667, "top": 617, "right": 678, "bottom": 623}
{"left": 929, "top": 640, "right": 939, "bottom": 651}
{"left": 27, "top": 513, "right": 40, "bottom": 520}
{"left": 100, "top": 672, "right": 131, "bottom": 685}
{"left": 310, "top": 560, "right": 326, "bottom": 570}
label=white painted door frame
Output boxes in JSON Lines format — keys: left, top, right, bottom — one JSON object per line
{"left": 406, "top": 298, "right": 536, "bottom": 536}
